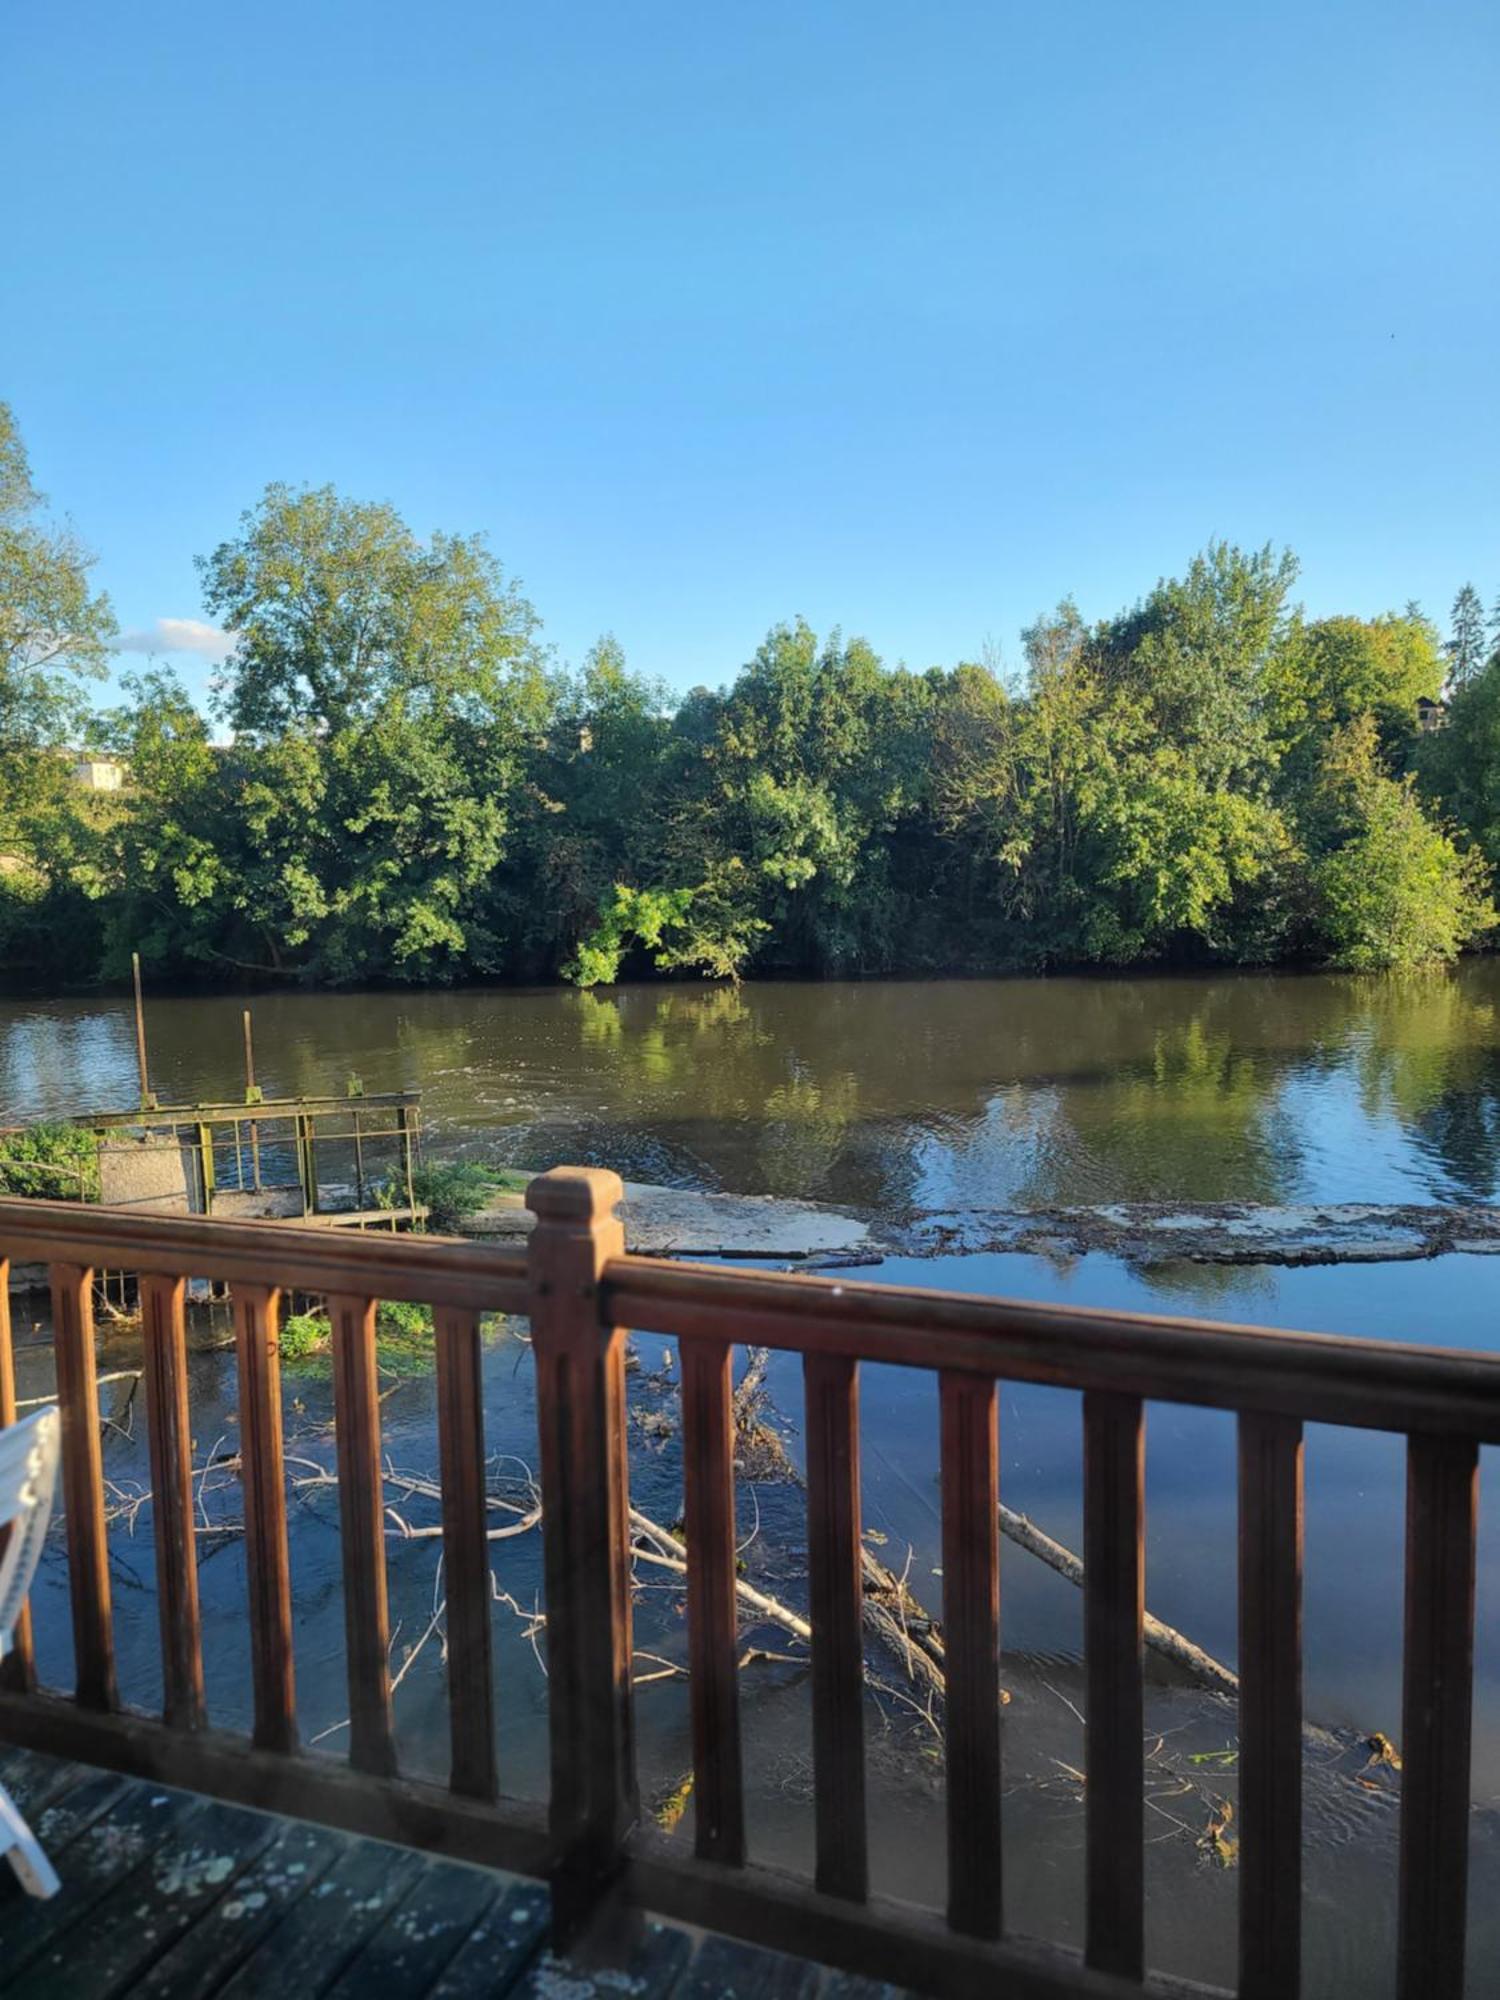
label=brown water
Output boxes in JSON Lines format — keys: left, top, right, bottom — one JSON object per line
{"left": 5, "top": 967, "right": 1500, "bottom": 1994}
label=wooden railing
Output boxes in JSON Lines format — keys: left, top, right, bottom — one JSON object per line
{"left": 0, "top": 1168, "right": 1492, "bottom": 2000}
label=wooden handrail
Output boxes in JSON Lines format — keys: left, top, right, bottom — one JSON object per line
{"left": 0, "top": 1175, "right": 1487, "bottom": 1999}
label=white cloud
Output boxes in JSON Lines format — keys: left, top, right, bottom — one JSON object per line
{"left": 116, "top": 617, "right": 237, "bottom": 662}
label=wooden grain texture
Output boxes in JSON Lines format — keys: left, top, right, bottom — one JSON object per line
{"left": 527, "top": 1168, "right": 638, "bottom": 1942}
{"left": 1237, "top": 1413, "right": 1302, "bottom": 2000}
{"left": 0, "top": 1196, "right": 526, "bottom": 1312}
{"left": 327, "top": 1291, "right": 396, "bottom": 1777}
{"left": 680, "top": 1338, "right": 745, "bottom": 1865}
{"left": 232, "top": 1282, "right": 297, "bottom": 1752}
{"left": 1083, "top": 1391, "right": 1143, "bottom": 1980}
{"left": 1397, "top": 1434, "right": 1478, "bottom": 2000}
{"left": 939, "top": 1371, "right": 1001, "bottom": 1940}
{"left": 803, "top": 1350, "right": 866, "bottom": 1903}
{"left": 50, "top": 1262, "right": 116, "bottom": 1711}
{"left": 0, "top": 1255, "right": 35, "bottom": 1691}
{"left": 433, "top": 1303, "right": 497, "bottom": 1800}
{"left": 139, "top": 1273, "right": 205, "bottom": 1730}
{"left": 603, "top": 1256, "right": 1500, "bottom": 1441}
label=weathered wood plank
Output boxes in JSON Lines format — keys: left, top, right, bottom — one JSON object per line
{"left": 527, "top": 1168, "right": 638, "bottom": 1942}
{"left": 217, "top": 1841, "right": 427, "bottom": 2000}
{"left": 1237, "top": 1412, "right": 1302, "bottom": 2000}
{"left": 0, "top": 1783, "right": 200, "bottom": 1980}
{"left": 8, "top": 1798, "right": 276, "bottom": 2000}
{"left": 322, "top": 1860, "right": 498, "bottom": 2000}
{"left": 433, "top": 1303, "right": 496, "bottom": 1800}
{"left": 1083, "top": 1390, "right": 1143, "bottom": 1980}
{"left": 134, "top": 1819, "right": 348, "bottom": 2000}
{"left": 0, "top": 1254, "right": 34, "bottom": 1691}
{"left": 423, "top": 1878, "right": 549, "bottom": 2000}
{"left": 231, "top": 1282, "right": 296, "bottom": 1752}
{"left": 681, "top": 1337, "right": 745, "bottom": 1866}
{"left": 804, "top": 1350, "right": 866, "bottom": 1903}
{"left": 326, "top": 1291, "right": 396, "bottom": 1777}
{"left": 139, "top": 1272, "right": 205, "bottom": 1730}
{"left": 50, "top": 1261, "right": 116, "bottom": 1711}
{"left": 1397, "top": 1434, "right": 1478, "bottom": 2000}
{"left": 939, "top": 1370, "right": 1001, "bottom": 1940}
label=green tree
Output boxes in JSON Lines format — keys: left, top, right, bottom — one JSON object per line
{"left": 1311, "top": 719, "right": 1492, "bottom": 968}
{"left": 0, "top": 404, "right": 116, "bottom": 847}
{"left": 1446, "top": 584, "right": 1488, "bottom": 690}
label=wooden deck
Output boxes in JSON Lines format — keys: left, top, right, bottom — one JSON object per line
{"left": 0, "top": 1749, "right": 899, "bottom": 2000}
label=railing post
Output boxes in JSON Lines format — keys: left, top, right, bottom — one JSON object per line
{"left": 527, "top": 1168, "right": 637, "bottom": 1947}
{"left": 0, "top": 1256, "right": 35, "bottom": 1692}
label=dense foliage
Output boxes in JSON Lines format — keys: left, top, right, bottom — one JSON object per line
{"left": 3, "top": 403, "right": 1499, "bottom": 987}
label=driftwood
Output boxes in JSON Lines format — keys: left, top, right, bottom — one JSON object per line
{"left": 997, "top": 1504, "right": 1240, "bottom": 1699}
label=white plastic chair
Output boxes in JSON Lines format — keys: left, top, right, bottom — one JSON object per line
{"left": 0, "top": 1406, "right": 62, "bottom": 1897}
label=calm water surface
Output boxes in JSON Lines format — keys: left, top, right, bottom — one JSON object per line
{"left": 5, "top": 967, "right": 1500, "bottom": 1994}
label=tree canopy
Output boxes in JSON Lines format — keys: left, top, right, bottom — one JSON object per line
{"left": 2, "top": 412, "right": 1497, "bottom": 990}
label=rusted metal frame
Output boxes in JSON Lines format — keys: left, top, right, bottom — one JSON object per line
{"left": 680, "top": 1337, "right": 745, "bottom": 1865}
{"left": 433, "top": 1303, "right": 497, "bottom": 1801}
{"left": 527, "top": 1168, "right": 638, "bottom": 1945}
{"left": 139, "top": 1273, "right": 206, "bottom": 1729}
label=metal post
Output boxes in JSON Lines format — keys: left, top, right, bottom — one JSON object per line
{"left": 132, "top": 953, "right": 157, "bottom": 1111}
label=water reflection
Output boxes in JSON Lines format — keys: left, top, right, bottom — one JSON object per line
{"left": 5, "top": 965, "right": 1500, "bottom": 1211}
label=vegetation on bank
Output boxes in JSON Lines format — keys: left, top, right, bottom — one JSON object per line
{"left": 5, "top": 401, "right": 1500, "bottom": 987}
{"left": 0, "top": 1120, "right": 100, "bottom": 1200}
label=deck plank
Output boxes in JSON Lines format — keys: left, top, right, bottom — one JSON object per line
{"left": 216, "top": 1835, "right": 428, "bottom": 1998}
{"left": 679, "top": 1930, "right": 824, "bottom": 1999}
{"left": 422, "top": 1878, "right": 549, "bottom": 1998}
{"left": 8, "top": 1798, "right": 278, "bottom": 2000}
{"left": 323, "top": 1860, "right": 499, "bottom": 2000}
{"left": 134, "top": 1818, "right": 349, "bottom": 2000}
{"left": 0, "top": 1785, "right": 201, "bottom": 1979}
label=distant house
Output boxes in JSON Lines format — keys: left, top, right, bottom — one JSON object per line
{"left": 1416, "top": 696, "right": 1448, "bottom": 734}
{"left": 71, "top": 756, "right": 128, "bottom": 791}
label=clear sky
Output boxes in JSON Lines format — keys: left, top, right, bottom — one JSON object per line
{"left": 3, "top": 0, "right": 1497, "bottom": 703}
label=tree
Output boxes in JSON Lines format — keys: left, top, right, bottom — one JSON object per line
{"left": 1310, "top": 718, "right": 1493, "bottom": 968}
{"left": 1446, "top": 584, "right": 1488, "bottom": 690}
{"left": 0, "top": 404, "right": 115, "bottom": 846}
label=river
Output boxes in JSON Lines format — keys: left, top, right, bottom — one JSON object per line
{"left": 4, "top": 967, "right": 1500, "bottom": 1994}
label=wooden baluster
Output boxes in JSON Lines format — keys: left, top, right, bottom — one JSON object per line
{"left": 940, "top": 1371, "right": 1001, "bottom": 1939}
{"left": 804, "top": 1350, "right": 867, "bottom": 1903}
{"left": 50, "top": 1263, "right": 116, "bottom": 1711}
{"left": 140, "top": 1274, "right": 205, "bottom": 1729}
{"left": 327, "top": 1292, "right": 396, "bottom": 1776}
{"left": 529, "top": 1169, "right": 638, "bottom": 1946}
{"left": 0, "top": 1255, "right": 35, "bottom": 1692}
{"left": 681, "top": 1338, "right": 745, "bottom": 1865}
{"left": 1238, "top": 1413, "right": 1303, "bottom": 2000}
{"left": 1083, "top": 1390, "right": 1143, "bottom": 1979}
{"left": 1397, "top": 1435, "right": 1478, "bottom": 2000}
{"left": 233, "top": 1283, "right": 296, "bottom": 1751}
{"left": 434, "top": 1304, "right": 496, "bottom": 1800}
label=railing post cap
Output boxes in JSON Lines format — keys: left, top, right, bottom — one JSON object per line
{"left": 526, "top": 1166, "right": 625, "bottom": 1225}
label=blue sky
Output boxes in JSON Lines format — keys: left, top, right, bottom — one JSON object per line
{"left": 3, "top": 0, "right": 1497, "bottom": 704}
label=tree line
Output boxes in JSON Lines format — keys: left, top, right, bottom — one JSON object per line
{"left": 4, "top": 401, "right": 1500, "bottom": 990}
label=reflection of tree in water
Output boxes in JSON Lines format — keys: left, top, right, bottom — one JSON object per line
{"left": 1338, "top": 973, "right": 1500, "bottom": 1199}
